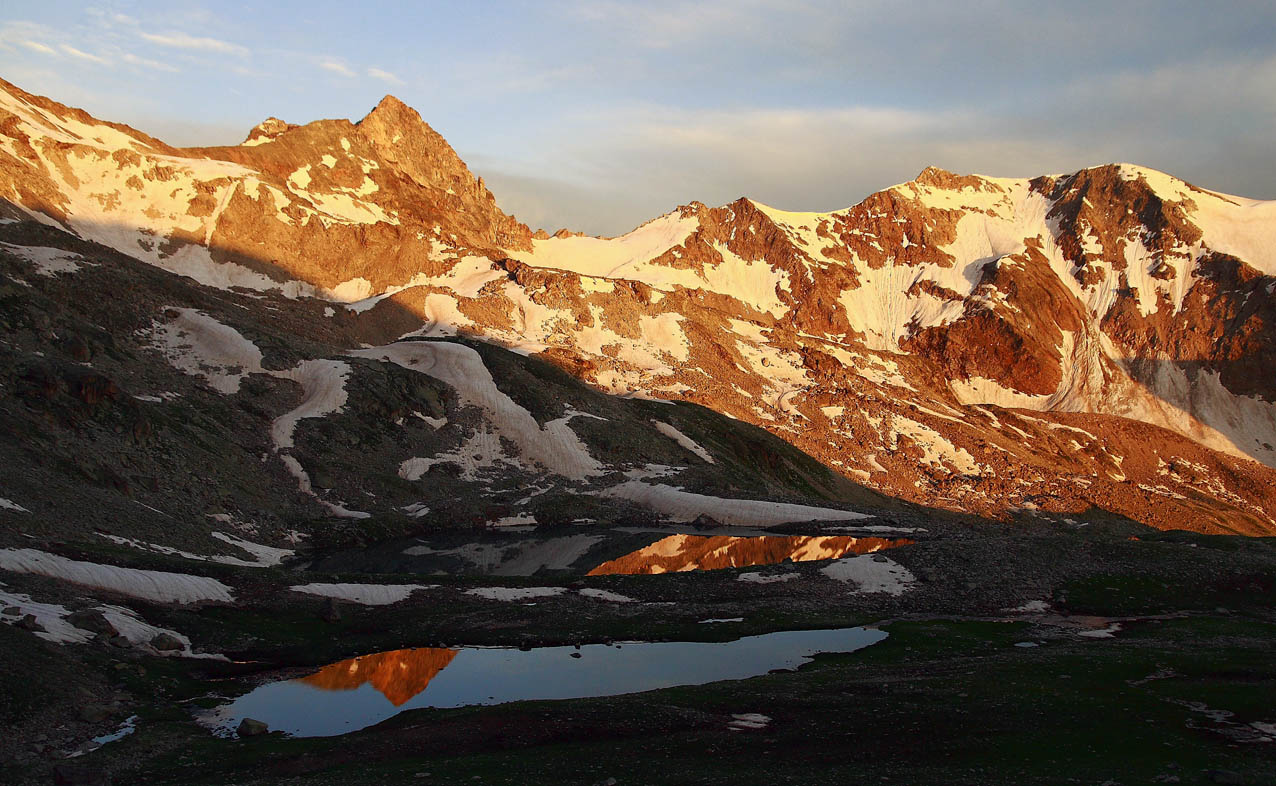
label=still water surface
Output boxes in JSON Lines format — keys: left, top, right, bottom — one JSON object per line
{"left": 208, "top": 626, "right": 886, "bottom": 737}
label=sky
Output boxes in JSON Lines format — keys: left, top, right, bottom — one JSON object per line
{"left": 2, "top": 0, "right": 1275, "bottom": 236}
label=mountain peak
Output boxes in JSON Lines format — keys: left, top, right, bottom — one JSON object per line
{"left": 362, "top": 94, "right": 417, "bottom": 125}
{"left": 912, "top": 165, "right": 993, "bottom": 191}
{"left": 241, "top": 116, "right": 294, "bottom": 147}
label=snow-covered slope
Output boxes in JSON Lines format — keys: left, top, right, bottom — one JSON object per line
{"left": 2, "top": 77, "right": 1275, "bottom": 534}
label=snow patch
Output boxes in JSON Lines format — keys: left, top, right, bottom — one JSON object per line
{"left": 0, "top": 549, "right": 234, "bottom": 604}
{"left": 0, "top": 242, "right": 92, "bottom": 276}
{"left": 290, "top": 583, "right": 434, "bottom": 605}
{"left": 1078, "top": 623, "right": 1122, "bottom": 639}
{"left": 146, "top": 308, "right": 264, "bottom": 394}
{"left": 0, "top": 497, "right": 30, "bottom": 513}
{"left": 653, "top": 422, "right": 715, "bottom": 463}
{"left": 577, "top": 588, "right": 636, "bottom": 603}
{"left": 465, "top": 586, "right": 567, "bottom": 601}
{"left": 820, "top": 554, "right": 915, "bottom": 595}
{"left": 728, "top": 713, "right": 771, "bottom": 731}
{"left": 209, "top": 532, "right": 293, "bottom": 566}
{"left": 352, "top": 342, "right": 603, "bottom": 479}
{"left": 601, "top": 481, "right": 871, "bottom": 527}
{"left": 0, "top": 589, "right": 91, "bottom": 643}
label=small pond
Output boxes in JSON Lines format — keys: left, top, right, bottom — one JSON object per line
{"left": 589, "top": 533, "right": 913, "bottom": 575}
{"left": 312, "top": 527, "right": 912, "bottom": 578}
{"left": 205, "top": 626, "right": 886, "bottom": 737}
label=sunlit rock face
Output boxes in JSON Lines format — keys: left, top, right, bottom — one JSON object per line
{"left": 300, "top": 647, "right": 459, "bottom": 706}
{"left": 5, "top": 75, "right": 1276, "bottom": 534}
{"left": 587, "top": 534, "right": 913, "bottom": 575}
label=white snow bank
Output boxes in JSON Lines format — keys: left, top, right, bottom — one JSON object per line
{"left": 0, "top": 497, "right": 30, "bottom": 513}
{"left": 145, "top": 309, "right": 366, "bottom": 516}
{"left": 351, "top": 342, "right": 603, "bottom": 479}
{"left": 1078, "top": 623, "right": 1121, "bottom": 639}
{"left": 88, "top": 715, "right": 138, "bottom": 748}
{"left": 512, "top": 213, "right": 792, "bottom": 317}
{"left": 0, "top": 242, "right": 92, "bottom": 276}
{"left": 577, "top": 588, "right": 636, "bottom": 603}
{"left": 289, "top": 583, "right": 434, "bottom": 605}
{"left": 279, "top": 455, "right": 370, "bottom": 519}
{"left": 146, "top": 308, "right": 264, "bottom": 394}
{"left": 0, "top": 589, "right": 224, "bottom": 657}
{"left": 1005, "top": 600, "right": 1051, "bottom": 613}
{"left": 653, "top": 422, "right": 715, "bottom": 463}
{"left": 0, "top": 589, "right": 90, "bottom": 643}
{"left": 515, "top": 212, "right": 699, "bottom": 279}
{"left": 270, "top": 359, "right": 352, "bottom": 449}
{"left": 820, "top": 554, "right": 916, "bottom": 595}
{"left": 209, "top": 532, "right": 294, "bottom": 566}
{"left": 97, "top": 604, "right": 224, "bottom": 659}
{"left": 600, "top": 481, "right": 871, "bottom": 527}
{"left": 728, "top": 713, "right": 771, "bottom": 731}
{"left": 0, "top": 549, "right": 234, "bottom": 603}
{"left": 465, "top": 586, "right": 567, "bottom": 601}
{"left": 101, "top": 533, "right": 292, "bottom": 569}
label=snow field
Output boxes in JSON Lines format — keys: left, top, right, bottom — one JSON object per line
{"left": 820, "top": 554, "right": 916, "bottom": 595}
{"left": 290, "top": 583, "right": 435, "bottom": 605}
{"left": 352, "top": 342, "right": 603, "bottom": 480}
{"left": 600, "top": 481, "right": 871, "bottom": 527}
{"left": 0, "top": 549, "right": 234, "bottom": 603}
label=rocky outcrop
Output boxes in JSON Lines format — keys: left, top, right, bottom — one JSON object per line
{"left": 2, "top": 77, "right": 1275, "bottom": 534}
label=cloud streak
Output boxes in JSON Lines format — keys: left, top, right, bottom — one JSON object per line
{"left": 140, "top": 31, "right": 248, "bottom": 57}
{"left": 61, "top": 45, "right": 110, "bottom": 65}
{"left": 121, "top": 52, "right": 180, "bottom": 74}
{"left": 320, "top": 59, "right": 356, "bottom": 77}
{"left": 2, "top": 2, "right": 1273, "bottom": 235}
{"left": 367, "top": 67, "right": 404, "bottom": 85}
{"left": 21, "top": 41, "right": 58, "bottom": 56}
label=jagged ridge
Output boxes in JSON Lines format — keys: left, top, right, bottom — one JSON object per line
{"left": 2, "top": 77, "right": 1275, "bottom": 533}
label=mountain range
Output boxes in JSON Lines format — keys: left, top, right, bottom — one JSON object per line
{"left": 4, "top": 75, "right": 1276, "bottom": 786}
{"left": 3, "top": 76, "right": 1273, "bottom": 540}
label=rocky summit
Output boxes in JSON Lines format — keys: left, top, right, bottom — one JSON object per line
{"left": 1, "top": 78, "right": 1274, "bottom": 785}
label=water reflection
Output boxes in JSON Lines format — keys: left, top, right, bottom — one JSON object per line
{"left": 207, "top": 627, "right": 886, "bottom": 738}
{"left": 588, "top": 534, "right": 913, "bottom": 575}
{"left": 300, "top": 648, "right": 459, "bottom": 706}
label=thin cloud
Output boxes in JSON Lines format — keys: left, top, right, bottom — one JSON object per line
{"left": 569, "top": 0, "right": 791, "bottom": 48}
{"left": 367, "top": 67, "right": 404, "bottom": 85}
{"left": 481, "top": 102, "right": 1112, "bottom": 234}
{"left": 21, "top": 41, "right": 59, "bottom": 56}
{"left": 61, "top": 45, "right": 110, "bottom": 65}
{"left": 140, "top": 31, "right": 248, "bottom": 57}
{"left": 121, "top": 52, "right": 180, "bottom": 74}
{"left": 320, "top": 59, "right": 356, "bottom": 77}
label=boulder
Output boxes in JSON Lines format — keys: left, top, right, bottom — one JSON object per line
{"left": 15, "top": 613, "right": 43, "bottom": 632}
{"left": 237, "top": 718, "right": 269, "bottom": 737}
{"left": 150, "top": 632, "right": 184, "bottom": 651}
{"left": 67, "top": 609, "right": 119, "bottom": 638}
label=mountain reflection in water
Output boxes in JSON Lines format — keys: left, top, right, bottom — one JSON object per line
{"left": 588, "top": 534, "right": 913, "bottom": 575}
{"left": 209, "top": 627, "right": 887, "bottom": 737}
{"left": 300, "top": 648, "right": 459, "bottom": 706}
